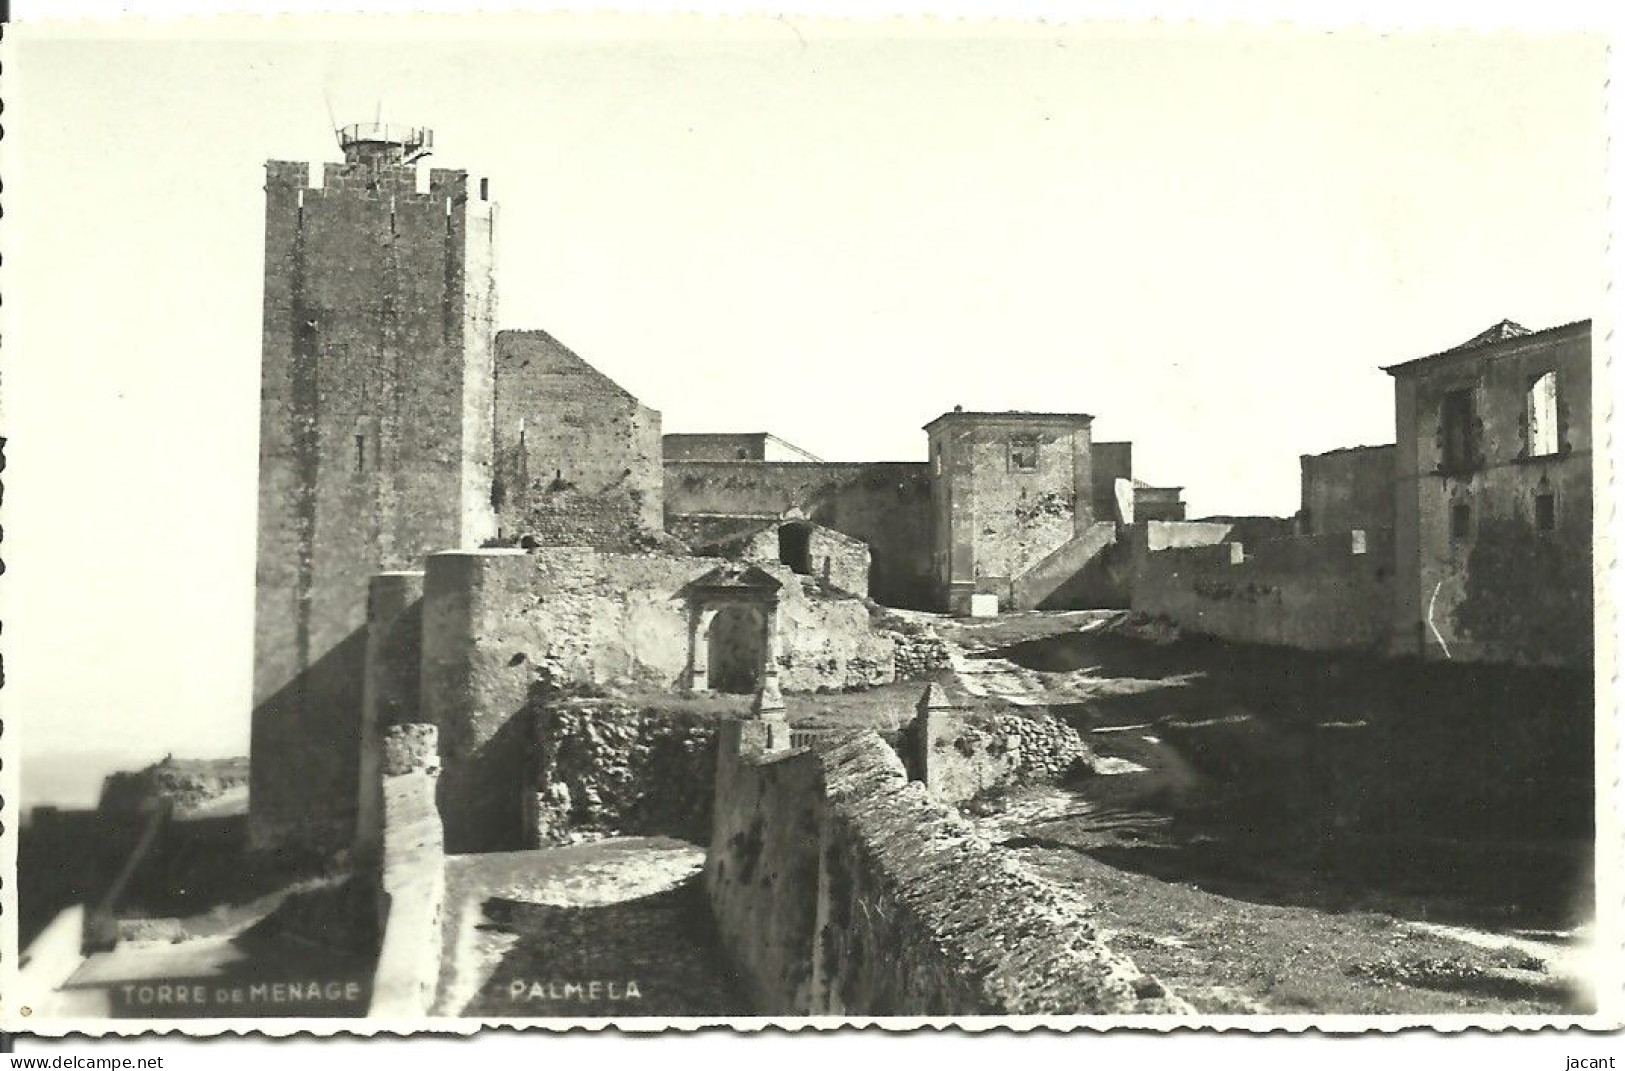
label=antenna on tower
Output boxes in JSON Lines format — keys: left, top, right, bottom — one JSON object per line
{"left": 323, "top": 90, "right": 342, "bottom": 150}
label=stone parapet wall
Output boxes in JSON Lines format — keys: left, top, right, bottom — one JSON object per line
{"left": 368, "top": 724, "right": 445, "bottom": 1021}
{"left": 706, "top": 723, "right": 1184, "bottom": 1016}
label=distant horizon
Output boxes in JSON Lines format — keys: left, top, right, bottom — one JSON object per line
{"left": 5, "top": 19, "right": 1604, "bottom": 794}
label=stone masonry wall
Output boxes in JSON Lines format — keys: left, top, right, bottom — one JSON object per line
{"left": 1133, "top": 529, "right": 1396, "bottom": 651}
{"left": 706, "top": 725, "right": 1183, "bottom": 1015}
{"left": 664, "top": 461, "right": 934, "bottom": 608}
{"left": 1390, "top": 323, "right": 1592, "bottom": 666}
{"left": 251, "top": 156, "right": 496, "bottom": 853}
{"left": 901, "top": 688, "right": 1093, "bottom": 804}
{"left": 421, "top": 548, "right": 893, "bottom": 851}
{"left": 1300, "top": 445, "right": 1396, "bottom": 536}
{"left": 493, "top": 330, "right": 664, "bottom": 549}
{"left": 526, "top": 698, "right": 719, "bottom": 846}
{"left": 369, "top": 724, "right": 445, "bottom": 1020}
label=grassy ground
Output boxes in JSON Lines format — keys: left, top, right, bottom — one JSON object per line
{"left": 1010, "top": 834, "right": 1580, "bottom": 1014}
{"left": 935, "top": 611, "right": 1595, "bottom": 1014}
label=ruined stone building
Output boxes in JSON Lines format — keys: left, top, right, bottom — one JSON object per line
{"left": 1133, "top": 319, "right": 1592, "bottom": 668}
{"left": 249, "top": 126, "right": 1188, "bottom": 852}
{"left": 664, "top": 415, "right": 1188, "bottom": 613}
{"left": 1384, "top": 319, "right": 1592, "bottom": 665}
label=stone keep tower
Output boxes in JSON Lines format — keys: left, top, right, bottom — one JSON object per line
{"left": 250, "top": 124, "right": 498, "bottom": 851}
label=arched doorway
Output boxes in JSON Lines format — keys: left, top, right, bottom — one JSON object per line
{"left": 708, "top": 604, "right": 765, "bottom": 693}
{"left": 778, "top": 522, "right": 813, "bottom": 575}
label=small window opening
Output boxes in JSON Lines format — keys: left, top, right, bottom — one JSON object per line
{"left": 778, "top": 523, "right": 813, "bottom": 576}
{"left": 1009, "top": 435, "right": 1040, "bottom": 472}
{"left": 1450, "top": 502, "right": 1471, "bottom": 541}
{"left": 1535, "top": 492, "right": 1556, "bottom": 533}
{"left": 1441, "top": 389, "right": 1478, "bottom": 472}
{"left": 356, "top": 434, "right": 366, "bottom": 472}
{"left": 479, "top": 177, "right": 490, "bottom": 201}
{"left": 1527, "top": 371, "right": 1559, "bottom": 457}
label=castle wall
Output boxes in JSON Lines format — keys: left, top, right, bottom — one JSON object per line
{"left": 1132, "top": 530, "right": 1395, "bottom": 651}
{"left": 251, "top": 158, "right": 497, "bottom": 853}
{"left": 664, "top": 461, "right": 934, "bottom": 608}
{"left": 705, "top": 726, "right": 1180, "bottom": 1015}
{"left": 663, "top": 433, "right": 821, "bottom": 462}
{"left": 493, "top": 330, "right": 664, "bottom": 548}
{"left": 419, "top": 548, "right": 894, "bottom": 852}
{"left": 1300, "top": 445, "right": 1396, "bottom": 536}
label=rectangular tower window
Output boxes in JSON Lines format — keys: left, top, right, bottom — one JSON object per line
{"left": 1535, "top": 492, "right": 1556, "bottom": 532}
{"left": 1009, "top": 435, "right": 1040, "bottom": 472}
{"left": 1441, "top": 389, "right": 1478, "bottom": 472}
{"left": 356, "top": 434, "right": 366, "bottom": 473}
{"left": 1450, "top": 502, "right": 1471, "bottom": 541}
{"left": 1527, "top": 371, "right": 1559, "bottom": 457}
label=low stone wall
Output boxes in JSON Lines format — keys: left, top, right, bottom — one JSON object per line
{"left": 1132, "top": 529, "right": 1395, "bottom": 651}
{"left": 527, "top": 698, "right": 719, "bottom": 846}
{"left": 706, "top": 722, "right": 1184, "bottom": 1015}
{"left": 902, "top": 686, "right": 1092, "bottom": 804}
{"left": 881, "top": 623, "right": 951, "bottom": 680}
{"left": 368, "top": 725, "right": 445, "bottom": 1020}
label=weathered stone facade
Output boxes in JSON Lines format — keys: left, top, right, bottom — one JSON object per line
{"left": 416, "top": 547, "right": 894, "bottom": 851}
{"left": 525, "top": 698, "right": 718, "bottom": 846}
{"left": 1387, "top": 320, "right": 1592, "bottom": 666}
{"left": 676, "top": 516, "right": 871, "bottom": 597}
{"left": 926, "top": 411, "right": 1096, "bottom": 612}
{"left": 1300, "top": 444, "right": 1396, "bottom": 536}
{"left": 493, "top": 330, "right": 664, "bottom": 548}
{"left": 665, "top": 461, "right": 935, "bottom": 607}
{"left": 251, "top": 129, "right": 498, "bottom": 852}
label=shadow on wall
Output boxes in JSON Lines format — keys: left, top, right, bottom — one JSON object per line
{"left": 1453, "top": 517, "right": 1592, "bottom": 666}
{"left": 249, "top": 627, "right": 369, "bottom": 859}
{"left": 1035, "top": 537, "right": 1134, "bottom": 610}
{"left": 437, "top": 704, "right": 532, "bottom": 855}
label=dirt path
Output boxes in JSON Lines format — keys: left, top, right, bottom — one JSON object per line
{"left": 435, "top": 836, "right": 748, "bottom": 1017}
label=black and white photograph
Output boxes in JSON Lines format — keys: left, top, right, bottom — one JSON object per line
{"left": 0, "top": 6, "right": 1617, "bottom": 1038}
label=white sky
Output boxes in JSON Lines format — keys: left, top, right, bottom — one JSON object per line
{"left": 1, "top": 17, "right": 1607, "bottom": 798}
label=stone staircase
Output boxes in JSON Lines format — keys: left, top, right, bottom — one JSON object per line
{"left": 1010, "top": 521, "right": 1120, "bottom": 610}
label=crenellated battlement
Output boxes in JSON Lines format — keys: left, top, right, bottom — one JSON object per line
{"left": 265, "top": 159, "right": 494, "bottom": 205}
